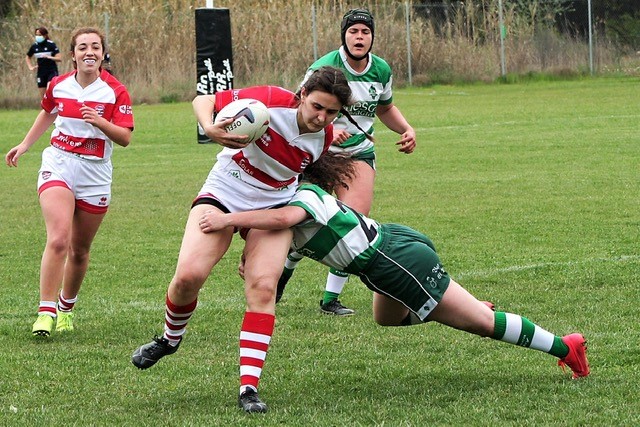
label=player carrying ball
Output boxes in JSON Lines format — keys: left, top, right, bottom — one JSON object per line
{"left": 131, "top": 66, "right": 372, "bottom": 413}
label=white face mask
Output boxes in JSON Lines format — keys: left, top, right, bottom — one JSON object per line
{"left": 35, "top": 35, "right": 45, "bottom": 43}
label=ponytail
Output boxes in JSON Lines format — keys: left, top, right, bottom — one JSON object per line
{"left": 339, "top": 108, "right": 374, "bottom": 142}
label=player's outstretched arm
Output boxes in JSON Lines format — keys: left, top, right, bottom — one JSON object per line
{"left": 199, "top": 206, "right": 308, "bottom": 233}
{"left": 5, "top": 110, "right": 56, "bottom": 167}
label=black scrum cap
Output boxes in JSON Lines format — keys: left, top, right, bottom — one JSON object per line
{"left": 340, "top": 8, "right": 375, "bottom": 49}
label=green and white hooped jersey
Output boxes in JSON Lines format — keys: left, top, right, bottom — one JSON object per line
{"left": 288, "top": 184, "right": 383, "bottom": 274}
{"left": 304, "top": 47, "right": 393, "bottom": 156}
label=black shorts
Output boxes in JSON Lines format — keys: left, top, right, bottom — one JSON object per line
{"left": 36, "top": 70, "right": 58, "bottom": 88}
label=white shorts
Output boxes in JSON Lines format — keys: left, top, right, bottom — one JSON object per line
{"left": 196, "top": 165, "right": 295, "bottom": 213}
{"left": 38, "top": 146, "right": 113, "bottom": 214}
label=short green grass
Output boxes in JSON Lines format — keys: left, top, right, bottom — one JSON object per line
{"left": 1, "top": 77, "right": 639, "bottom": 426}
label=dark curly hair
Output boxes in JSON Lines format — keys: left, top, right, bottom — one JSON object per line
{"left": 302, "top": 152, "right": 357, "bottom": 194}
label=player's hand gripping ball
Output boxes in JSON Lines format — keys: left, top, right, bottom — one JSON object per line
{"left": 214, "top": 99, "right": 270, "bottom": 143}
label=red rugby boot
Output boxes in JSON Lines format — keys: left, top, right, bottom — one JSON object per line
{"left": 558, "top": 333, "right": 590, "bottom": 379}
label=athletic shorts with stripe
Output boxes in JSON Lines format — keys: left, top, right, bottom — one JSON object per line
{"left": 358, "top": 223, "right": 451, "bottom": 321}
{"left": 37, "top": 146, "right": 112, "bottom": 214}
{"left": 352, "top": 151, "right": 376, "bottom": 171}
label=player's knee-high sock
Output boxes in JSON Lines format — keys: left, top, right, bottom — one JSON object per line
{"left": 493, "top": 311, "right": 569, "bottom": 358}
{"left": 284, "top": 251, "right": 303, "bottom": 271}
{"left": 278, "top": 251, "right": 303, "bottom": 297}
{"left": 239, "top": 311, "right": 275, "bottom": 394}
{"left": 323, "top": 268, "right": 349, "bottom": 304}
{"left": 37, "top": 301, "right": 57, "bottom": 318}
{"left": 163, "top": 295, "right": 197, "bottom": 347}
{"left": 57, "top": 292, "right": 77, "bottom": 312}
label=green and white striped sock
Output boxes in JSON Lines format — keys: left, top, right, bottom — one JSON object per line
{"left": 493, "top": 311, "right": 568, "bottom": 358}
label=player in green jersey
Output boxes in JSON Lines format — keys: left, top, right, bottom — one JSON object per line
{"left": 283, "top": 8, "right": 418, "bottom": 315}
{"left": 198, "top": 153, "right": 590, "bottom": 385}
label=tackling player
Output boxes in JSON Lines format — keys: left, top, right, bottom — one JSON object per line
{"left": 199, "top": 153, "right": 591, "bottom": 389}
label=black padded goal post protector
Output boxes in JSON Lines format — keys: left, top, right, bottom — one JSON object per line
{"left": 195, "top": 8, "right": 234, "bottom": 143}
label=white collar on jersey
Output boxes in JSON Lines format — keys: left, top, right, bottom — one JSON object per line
{"left": 339, "top": 46, "right": 372, "bottom": 76}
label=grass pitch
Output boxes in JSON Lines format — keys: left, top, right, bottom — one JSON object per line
{"left": 1, "top": 77, "right": 639, "bottom": 426}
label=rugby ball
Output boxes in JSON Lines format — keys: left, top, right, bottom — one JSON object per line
{"left": 214, "top": 98, "right": 270, "bottom": 143}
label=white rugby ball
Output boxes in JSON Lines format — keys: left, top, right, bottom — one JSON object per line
{"left": 214, "top": 98, "right": 270, "bottom": 143}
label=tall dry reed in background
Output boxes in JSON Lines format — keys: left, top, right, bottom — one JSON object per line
{"left": 0, "top": 0, "right": 632, "bottom": 108}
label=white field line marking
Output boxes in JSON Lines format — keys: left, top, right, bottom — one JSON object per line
{"left": 122, "top": 256, "right": 640, "bottom": 306}
{"left": 373, "top": 114, "right": 640, "bottom": 134}
{"left": 457, "top": 255, "right": 640, "bottom": 279}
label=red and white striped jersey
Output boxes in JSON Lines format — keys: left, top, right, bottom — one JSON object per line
{"left": 42, "top": 69, "right": 134, "bottom": 161}
{"left": 213, "top": 86, "right": 333, "bottom": 191}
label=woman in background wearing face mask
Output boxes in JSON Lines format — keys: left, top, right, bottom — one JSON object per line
{"left": 26, "top": 27, "right": 62, "bottom": 98}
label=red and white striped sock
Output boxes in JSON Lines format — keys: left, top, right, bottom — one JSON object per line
{"left": 57, "top": 292, "right": 77, "bottom": 312}
{"left": 162, "top": 295, "right": 197, "bottom": 347}
{"left": 239, "top": 311, "right": 275, "bottom": 394}
{"left": 37, "top": 301, "right": 57, "bottom": 318}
